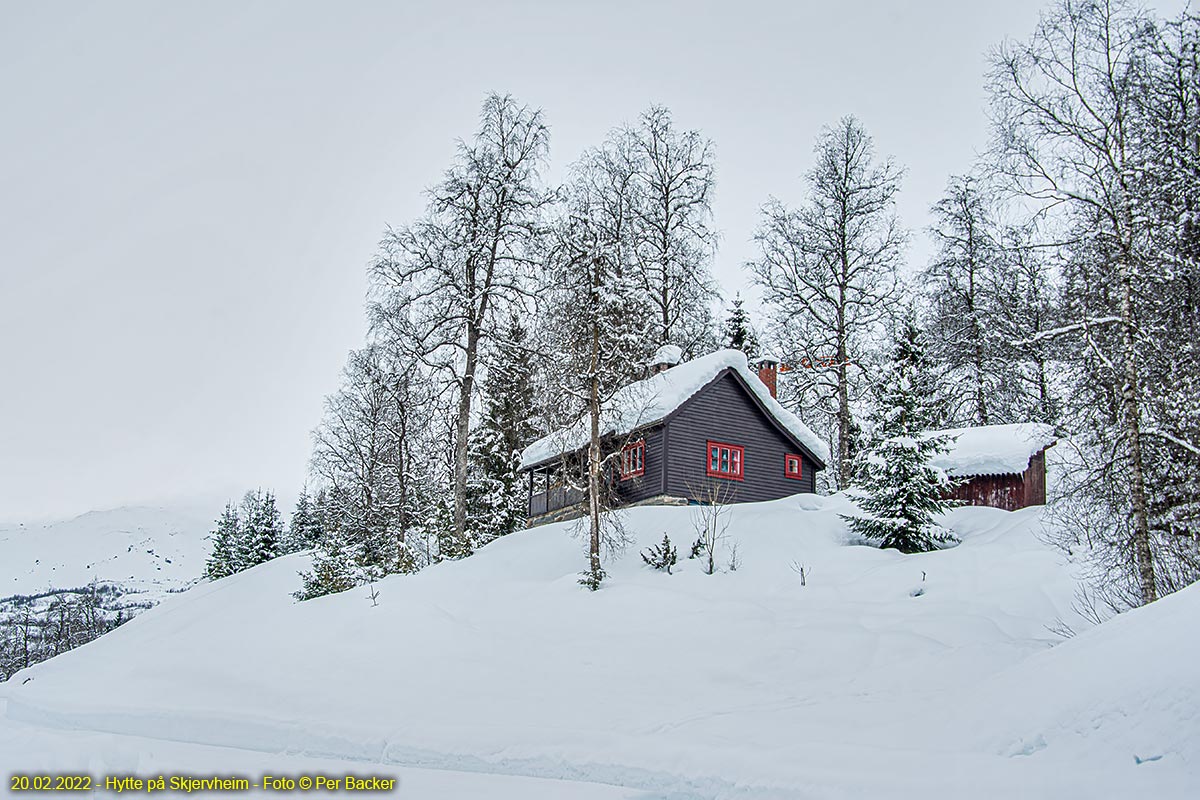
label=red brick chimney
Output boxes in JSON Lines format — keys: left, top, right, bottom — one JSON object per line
{"left": 755, "top": 358, "right": 779, "bottom": 399}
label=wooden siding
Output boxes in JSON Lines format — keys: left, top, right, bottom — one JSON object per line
{"left": 613, "top": 425, "right": 666, "bottom": 505}
{"left": 527, "top": 426, "right": 666, "bottom": 519}
{"left": 663, "top": 371, "right": 817, "bottom": 502}
{"left": 945, "top": 447, "right": 1050, "bottom": 511}
{"left": 1024, "top": 449, "right": 1047, "bottom": 506}
{"left": 948, "top": 474, "right": 1026, "bottom": 511}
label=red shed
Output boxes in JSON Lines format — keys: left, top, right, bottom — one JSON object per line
{"left": 929, "top": 423, "right": 1058, "bottom": 511}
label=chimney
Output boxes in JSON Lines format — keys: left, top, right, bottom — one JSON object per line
{"left": 755, "top": 357, "right": 779, "bottom": 399}
{"left": 649, "top": 344, "right": 683, "bottom": 375}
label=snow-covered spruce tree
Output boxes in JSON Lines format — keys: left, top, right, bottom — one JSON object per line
{"left": 722, "top": 294, "right": 760, "bottom": 360}
{"left": 842, "top": 318, "right": 958, "bottom": 554}
{"left": 283, "top": 488, "right": 323, "bottom": 554}
{"left": 545, "top": 143, "right": 647, "bottom": 591}
{"left": 641, "top": 534, "right": 677, "bottom": 573}
{"left": 295, "top": 509, "right": 359, "bottom": 600}
{"left": 239, "top": 489, "right": 282, "bottom": 567}
{"left": 369, "top": 93, "right": 551, "bottom": 556}
{"left": 750, "top": 116, "right": 905, "bottom": 490}
{"left": 466, "top": 314, "right": 538, "bottom": 546}
{"left": 204, "top": 502, "right": 240, "bottom": 580}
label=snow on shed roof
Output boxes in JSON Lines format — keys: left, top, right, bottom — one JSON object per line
{"left": 928, "top": 423, "right": 1057, "bottom": 477}
{"left": 519, "top": 349, "right": 830, "bottom": 470}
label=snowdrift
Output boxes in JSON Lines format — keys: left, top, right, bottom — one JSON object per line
{"left": 2, "top": 496, "right": 1196, "bottom": 798}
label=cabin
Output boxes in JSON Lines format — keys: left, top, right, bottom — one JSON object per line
{"left": 929, "top": 423, "right": 1058, "bottom": 511}
{"left": 518, "top": 348, "right": 829, "bottom": 526}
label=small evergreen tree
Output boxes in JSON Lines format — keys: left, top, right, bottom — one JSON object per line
{"left": 842, "top": 317, "right": 959, "bottom": 553}
{"left": 466, "top": 315, "right": 538, "bottom": 547}
{"left": 641, "top": 534, "right": 678, "bottom": 573}
{"left": 284, "top": 488, "right": 323, "bottom": 553}
{"left": 204, "top": 503, "right": 240, "bottom": 580}
{"left": 723, "top": 295, "right": 760, "bottom": 359}
{"left": 238, "top": 489, "right": 281, "bottom": 568}
{"left": 295, "top": 522, "right": 358, "bottom": 600}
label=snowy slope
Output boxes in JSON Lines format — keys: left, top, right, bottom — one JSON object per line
{"left": 0, "top": 506, "right": 211, "bottom": 599}
{"left": 2, "top": 497, "right": 1196, "bottom": 798}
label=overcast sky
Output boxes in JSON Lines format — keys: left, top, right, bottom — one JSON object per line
{"left": 0, "top": 0, "right": 1184, "bottom": 522}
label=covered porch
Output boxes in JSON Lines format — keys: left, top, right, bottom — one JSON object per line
{"left": 525, "top": 462, "right": 586, "bottom": 520}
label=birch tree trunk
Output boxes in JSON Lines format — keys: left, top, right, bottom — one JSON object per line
{"left": 1118, "top": 253, "right": 1158, "bottom": 603}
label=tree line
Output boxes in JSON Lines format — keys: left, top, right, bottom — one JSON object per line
{"left": 209, "top": 0, "right": 1198, "bottom": 612}
{"left": 0, "top": 584, "right": 134, "bottom": 681}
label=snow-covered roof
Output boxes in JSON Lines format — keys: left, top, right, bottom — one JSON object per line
{"left": 928, "top": 423, "right": 1057, "bottom": 477}
{"left": 520, "top": 349, "right": 830, "bottom": 470}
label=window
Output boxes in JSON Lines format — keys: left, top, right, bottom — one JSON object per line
{"left": 619, "top": 439, "right": 645, "bottom": 480}
{"left": 784, "top": 454, "right": 803, "bottom": 480}
{"left": 706, "top": 441, "right": 744, "bottom": 480}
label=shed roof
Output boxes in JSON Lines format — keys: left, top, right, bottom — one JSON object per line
{"left": 928, "top": 423, "right": 1057, "bottom": 477}
{"left": 519, "top": 349, "right": 830, "bottom": 471}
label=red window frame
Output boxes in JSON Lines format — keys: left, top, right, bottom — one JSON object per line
{"left": 705, "top": 440, "right": 744, "bottom": 480}
{"left": 784, "top": 454, "right": 803, "bottom": 480}
{"left": 619, "top": 439, "right": 645, "bottom": 480}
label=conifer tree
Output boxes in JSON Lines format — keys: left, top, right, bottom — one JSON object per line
{"left": 285, "top": 489, "right": 323, "bottom": 553}
{"left": 242, "top": 490, "right": 282, "bottom": 566}
{"left": 722, "top": 295, "right": 760, "bottom": 360}
{"left": 295, "top": 520, "right": 358, "bottom": 600}
{"left": 842, "top": 318, "right": 958, "bottom": 553}
{"left": 467, "top": 315, "right": 538, "bottom": 546}
{"left": 204, "top": 503, "right": 240, "bottom": 580}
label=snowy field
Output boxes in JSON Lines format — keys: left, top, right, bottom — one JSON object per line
{"left": 0, "top": 506, "right": 210, "bottom": 601}
{"left": 1, "top": 496, "right": 1197, "bottom": 798}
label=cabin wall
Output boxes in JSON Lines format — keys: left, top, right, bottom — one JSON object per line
{"left": 526, "top": 426, "right": 666, "bottom": 521}
{"left": 663, "top": 372, "right": 817, "bottom": 503}
{"left": 612, "top": 425, "right": 666, "bottom": 505}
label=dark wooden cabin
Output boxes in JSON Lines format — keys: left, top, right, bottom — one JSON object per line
{"left": 519, "top": 349, "right": 828, "bottom": 526}
{"left": 929, "top": 423, "right": 1058, "bottom": 512}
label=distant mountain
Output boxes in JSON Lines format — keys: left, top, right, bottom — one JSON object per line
{"left": 0, "top": 506, "right": 213, "bottom": 601}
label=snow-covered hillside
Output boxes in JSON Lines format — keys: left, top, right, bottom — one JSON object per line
{"left": 1, "top": 497, "right": 1196, "bottom": 798}
{"left": 0, "top": 506, "right": 211, "bottom": 600}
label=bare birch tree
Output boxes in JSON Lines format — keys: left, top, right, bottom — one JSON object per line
{"left": 370, "top": 93, "right": 551, "bottom": 553}
{"left": 627, "top": 106, "right": 720, "bottom": 356}
{"left": 544, "top": 146, "right": 646, "bottom": 590}
{"left": 750, "top": 116, "right": 905, "bottom": 489}
{"left": 991, "top": 0, "right": 1162, "bottom": 603}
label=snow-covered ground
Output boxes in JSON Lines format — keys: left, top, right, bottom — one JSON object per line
{"left": 0, "top": 506, "right": 210, "bottom": 601}
{"left": 1, "top": 496, "right": 1196, "bottom": 798}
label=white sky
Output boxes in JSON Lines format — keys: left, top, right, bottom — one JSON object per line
{"left": 0, "top": 0, "right": 1184, "bottom": 522}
